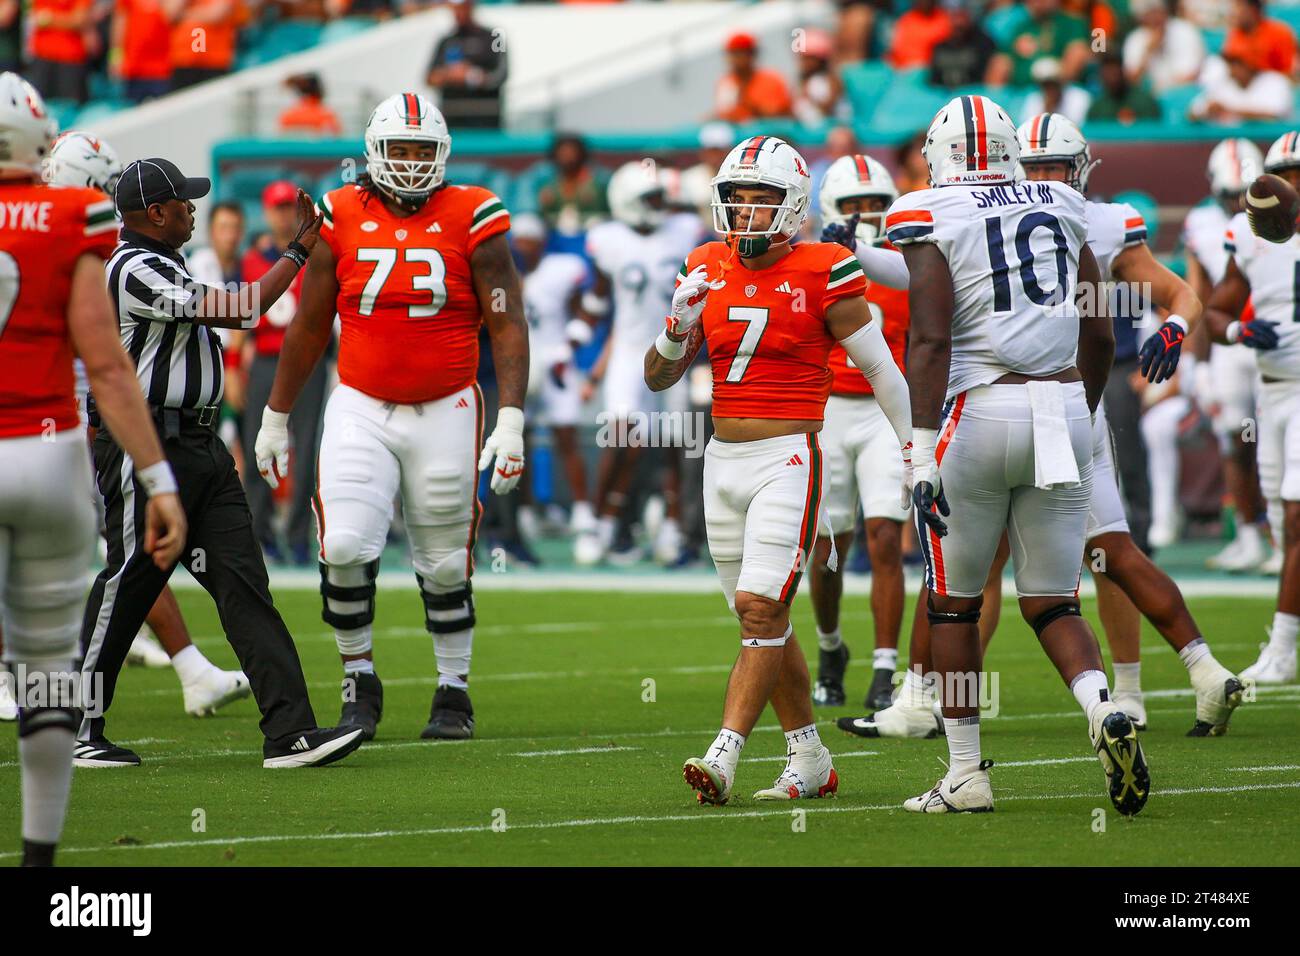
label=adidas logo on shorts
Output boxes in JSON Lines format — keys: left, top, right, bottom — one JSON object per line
{"left": 786, "top": 453, "right": 803, "bottom": 467}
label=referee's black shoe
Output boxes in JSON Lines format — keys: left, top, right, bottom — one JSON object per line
{"left": 73, "top": 737, "right": 141, "bottom": 768}
{"left": 420, "top": 685, "right": 474, "bottom": 740}
{"left": 263, "top": 726, "right": 364, "bottom": 769}
{"left": 338, "top": 672, "right": 383, "bottom": 741}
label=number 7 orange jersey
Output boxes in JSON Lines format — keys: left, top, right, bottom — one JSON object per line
{"left": 683, "top": 241, "right": 866, "bottom": 421}
{"left": 319, "top": 182, "right": 510, "bottom": 404}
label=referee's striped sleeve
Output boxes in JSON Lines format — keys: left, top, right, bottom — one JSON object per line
{"left": 110, "top": 248, "right": 204, "bottom": 323}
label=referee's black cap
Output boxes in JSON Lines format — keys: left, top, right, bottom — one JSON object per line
{"left": 115, "top": 158, "right": 211, "bottom": 213}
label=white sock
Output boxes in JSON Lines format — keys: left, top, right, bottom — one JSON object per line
{"left": 597, "top": 515, "right": 617, "bottom": 548}
{"left": 784, "top": 723, "right": 822, "bottom": 754}
{"left": 171, "top": 645, "right": 211, "bottom": 685}
{"left": 816, "top": 627, "right": 842, "bottom": 651}
{"left": 1270, "top": 612, "right": 1299, "bottom": 654}
{"left": 343, "top": 658, "right": 374, "bottom": 676}
{"left": 1238, "top": 522, "right": 1262, "bottom": 549}
{"left": 901, "top": 666, "right": 934, "bottom": 707}
{"left": 1112, "top": 661, "right": 1141, "bottom": 695}
{"left": 705, "top": 727, "right": 746, "bottom": 781}
{"left": 434, "top": 627, "right": 472, "bottom": 690}
{"left": 571, "top": 500, "right": 595, "bottom": 529}
{"left": 873, "top": 648, "right": 899, "bottom": 672}
{"left": 1071, "top": 669, "right": 1111, "bottom": 724}
{"left": 943, "top": 716, "right": 981, "bottom": 777}
{"left": 1178, "top": 638, "right": 1212, "bottom": 671}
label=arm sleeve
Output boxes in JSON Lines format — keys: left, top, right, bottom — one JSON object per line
{"left": 838, "top": 319, "right": 912, "bottom": 449}
{"left": 852, "top": 240, "right": 910, "bottom": 290}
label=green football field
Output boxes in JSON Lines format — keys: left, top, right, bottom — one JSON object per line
{"left": 2, "top": 586, "right": 1298, "bottom": 866}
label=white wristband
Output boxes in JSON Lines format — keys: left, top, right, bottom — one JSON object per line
{"left": 262, "top": 406, "right": 289, "bottom": 430}
{"left": 137, "top": 460, "right": 178, "bottom": 497}
{"left": 1226, "top": 321, "right": 1242, "bottom": 344}
{"left": 655, "top": 329, "right": 687, "bottom": 360}
{"left": 495, "top": 405, "right": 524, "bottom": 434}
{"left": 581, "top": 291, "right": 609, "bottom": 316}
{"left": 1167, "top": 314, "right": 1189, "bottom": 333}
{"left": 911, "top": 427, "right": 939, "bottom": 484}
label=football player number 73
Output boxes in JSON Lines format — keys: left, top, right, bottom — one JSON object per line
{"left": 355, "top": 247, "right": 448, "bottom": 317}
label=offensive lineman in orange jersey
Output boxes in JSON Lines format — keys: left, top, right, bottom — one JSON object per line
{"left": 808, "top": 154, "right": 911, "bottom": 712}
{"left": 255, "top": 93, "right": 529, "bottom": 741}
{"left": 644, "top": 136, "right": 914, "bottom": 804}
{"left": 0, "top": 73, "right": 186, "bottom": 865}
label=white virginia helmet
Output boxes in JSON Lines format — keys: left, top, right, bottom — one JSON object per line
{"left": 1015, "top": 112, "right": 1098, "bottom": 192}
{"left": 46, "top": 131, "right": 123, "bottom": 195}
{"left": 1207, "top": 138, "right": 1264, "bottom": 198}
{"left": 364, "top": 92, "right": 451, "bottom": 206}
{"left": 0, "top": 72, "right": 57, "bottom": 181}
{"left": 1264, "top": 131, "right": 1300, "bottom": 175}
{"left": 711, "top": 135, "right": 811, "bottom": 257}
{"left": 923, "top": 95, "right": 1019, "bottom": 187}
{"left": 607, "top": 160, "right": 667, "bottom": 230}
{"left": 818, "top": 154, "right": 898, "bottom": 244}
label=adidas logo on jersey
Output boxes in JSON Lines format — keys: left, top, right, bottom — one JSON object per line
{"left": 786, "top": 453, "right": 803, "bottom": 467}
{"left": 455, "top": 397, "right": 469, "bottom": 409}
{"left": 427, "top": 222, "right": 442, "bottom": 233}
{"left": 775, "top": 281, "right": 792, "bottom": 294}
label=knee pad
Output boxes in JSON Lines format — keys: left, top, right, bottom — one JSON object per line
{"left": 415, "top": 576, "right": 475, "bottom": 635}
{"left": 743, "top": 623, "right": 791, "bottom": 648}
{"left": 1030, "top": 602, "right": 1081, "bottom": 638}
{"left": 926, "top": 594, "right": 981, "bottom": 626}
{"left": 320, "top": 528, "right": 368, "bottom": 568}
{"left": 320, "top": 560, "right": 379, "bottom": 631}
{"left": 18, "top": 705, "right": 80, "bottom": 738}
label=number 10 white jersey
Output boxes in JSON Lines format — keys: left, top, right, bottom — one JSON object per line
{"left": 886, "top": 179, "right": 1089, "bottom": 400}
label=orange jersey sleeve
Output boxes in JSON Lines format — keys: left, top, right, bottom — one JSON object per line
{"left": 696, "top": 242, "right": 859, "bottom": 421}
{"left": 829, "top": 274, "right": 909, "bottom": 397}
{"left": 0, "top": 185, "right": 117, "bottom": 438}
{"left": 323, "top": 183, "right": 510, "bottom": 404}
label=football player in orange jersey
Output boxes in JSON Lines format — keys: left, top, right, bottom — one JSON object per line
{"left": 644, "top": 136, "right": 913, "bottom": 805}
{"left": 0, "top": 73, "right": 185, "bottom": 865}
{"left": 256, "top": 93, "right": 529, "bottom": 742}
{"left": 807, "top": 154, "right": 911, "bottom": 712}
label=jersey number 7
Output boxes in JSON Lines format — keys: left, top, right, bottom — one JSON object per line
{"left": 726, "top": 306, "right": 768, "bottom": 382}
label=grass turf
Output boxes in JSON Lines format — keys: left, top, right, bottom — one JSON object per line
{"left": 2, "top": 588, "right": 1298, "bottom": 866}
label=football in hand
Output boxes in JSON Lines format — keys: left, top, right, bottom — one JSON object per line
{"left": 1246, "top": 173, "right": 1300, "bottom": 244}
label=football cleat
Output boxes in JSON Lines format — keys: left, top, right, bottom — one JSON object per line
{"left": 572, "top": 529, "right": 604, "bottom": 566}
{"left": 183, "top": 667, "right": 251, "bottom": 717}
{"left": 813, "top": 643, "right": 849, "bottom": 706}
{"left": 421, "top": 684, "right": 475, "bottom": 740}
{"left": 753, "top": 744, "right": 838, "bottom": 800}
{"left": 263, "top": 726, "right": 364, "bottom": 768}
{"left": 126, "top": 631, "right": 170, "bottom": 668}
{"left": 0, "top": 670, "right": 16, "bottom": 721}
{"left": 1259, "top": 550, "right": 1283, "bottom": 575}
{"left": 1089, "top": 704, "right": 1151, "bottom": 816}
{"left": 682, "top": 756, "right": 732, "bottom": 805}
{"left": 866, "top": 667, "right": 896, "bottom": 711}
{"left": 1209, "top": 535, "right": 1266, "bottom": 572}
{"left": 1239, "top": 642, "right": 1297, "bottom": 684}
{"left": 339, "top": 671, "right": 384, "bottom": 741}
{"left": 1112, "top": 688, "right": 1147, "bottom": 731}
{"left": 73, "top": 737, "right": 141, "bottom": 768}
{"left": 838, "top": 697, "right": 941, "bottom": 739}
{"left": 903, "top": 760, "right": 994, "bottom": 813}
{"left": 1187, "top": 666, "right": 1245, "bottom": 737}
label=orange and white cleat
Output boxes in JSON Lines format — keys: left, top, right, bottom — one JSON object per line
{"left": 752, "top": 745, "right": 838, "bottom": 800}
{"left": 683, "top": 757, "right": 732, "bottom": 805}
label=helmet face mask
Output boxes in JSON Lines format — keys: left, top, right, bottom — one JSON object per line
{"left": 364, "top": 93, "right": 451, "bottom": 208}
{"left": 710, "top": 136, "right": 811, "bottom": 258}
{"left": 818, "top": 154, "right": 898, "bottom": 244}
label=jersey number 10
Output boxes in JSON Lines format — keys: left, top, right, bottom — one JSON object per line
{"left": 984, "top": 212, "right": 1070, "bottom": 313}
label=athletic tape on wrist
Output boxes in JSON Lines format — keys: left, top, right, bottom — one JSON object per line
{"left": 655, "top": 329, "right": 686, "bottom": 360}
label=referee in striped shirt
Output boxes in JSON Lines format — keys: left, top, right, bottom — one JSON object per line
{"left": 77, "top": 158, "right": 364, "bottom": 769}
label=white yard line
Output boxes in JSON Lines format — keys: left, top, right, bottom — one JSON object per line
{"left": 2, "top": 778, "right": 1295, "bottom": 861}
{"left": 745, "top": 750, "right": 880, "bottom": 763}
{"left": 993, "top": 756, "right": 1096, "bottom": 768}
{"left": 1228, "top": 764, "right": 1300, "bottom": 772}
{"left": 511, "top": 746, "right": 641, "bottom": 757}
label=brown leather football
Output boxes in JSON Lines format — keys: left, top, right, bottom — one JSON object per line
{"left": 1246, "top": 173, "right": 1300, "bottom": 244}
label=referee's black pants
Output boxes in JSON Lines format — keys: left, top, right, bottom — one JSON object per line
{"left": 79, "top": 414, "right": 318, "bottom": 743}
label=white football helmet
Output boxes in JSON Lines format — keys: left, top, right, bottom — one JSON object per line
{"left": 818, "top": 154, "right": 898, "bottom": 244}
{"left": 1207, "top": 138, "right": 1264, "bottom": 198}
{"left": 1264, "top": 131, "right": 1300, "bottom": 175}
{"left": 1015, "top": 112, "right": 1099, "bottom": 192}
{"left": 46, "top": 131, "right": 123, "bottom": 195}
{"left": 710, "top": 135, "right": 811, "bottom": 256}
{"left": 923, "top": 95, "right": 1019, "bottom": 187}
{"left": 364, "top": 92, "right": 451, "bottom": 206}
{"left": 607, "top": 160, "right": 667, "bottom": 230}
{"left": 0, "top": 72, "right": 57, "bottom": 181}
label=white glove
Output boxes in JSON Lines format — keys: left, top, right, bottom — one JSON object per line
{"left": 900, "top": 439, "right": 914, "bottom": 511}
{"left": 477, "top": 405, "right": 525, "bottom": 495}
{"left": 255, "top": 407, "right": 290, "bottom": 489}
{"left": 666, "top": 264, "right": 711, "bottom": 337}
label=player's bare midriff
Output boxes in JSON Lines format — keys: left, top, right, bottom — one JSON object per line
{"left": 991, "top": 367, "right": 1082, "bottom": 386}
{"left": 712, "top": 417, "right": 822, "bottom": 442}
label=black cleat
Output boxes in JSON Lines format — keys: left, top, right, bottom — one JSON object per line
{"left": 21, "top": 839, "right": 55, "bottom": 867}
{"left": 339, "top": 671, "right": 383, "bottom": 741}
{"left": 865, "top": 667, "right": 896, "bottom": 711}
{"left": 1093, "top": 710, "right": 1151, "bottom": 816}
{"left": 421, "top": 684, "right": 475, "bottom": 739}
{"left": 813, "top": 643, "right": 849, "bottom": 706}
{"left": 263, "top": 726, "right": 364, "bottom": 768}
{"left": 73, "top": 737, "right": 141, "bottom": 768}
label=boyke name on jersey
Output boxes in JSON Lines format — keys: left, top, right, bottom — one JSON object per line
{"left": 0, "top": 200, "right": 53, "bottom": 231}
{"left": 50, "top": 885, "right": 152, "bottom": 936}
{"left": 969, "top": 182, "right": 1059, "bottom": 209}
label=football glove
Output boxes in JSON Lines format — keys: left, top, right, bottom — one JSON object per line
{"left": 666, "top": 264, "right": 711, "bottom": 338}
{"left": 900, "top": 440, "right": 915, "bottom": 511}
{"left": 1137, "top": 319, "right": 1186, "bottom": 383}
{"left": 255, "top": 407, "right": 290, "bottom": 489}
{"left": 478, "top": 405, "right": 525, "bottom": 495}
{"left": 913, "top": 479, "right": 950, "bottom": 538}
{"left": 1237, "top": 318, "right": 1280, "bottom": 350}
{"left": 820, "top": 213, "right": 860, "bottom": 251}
